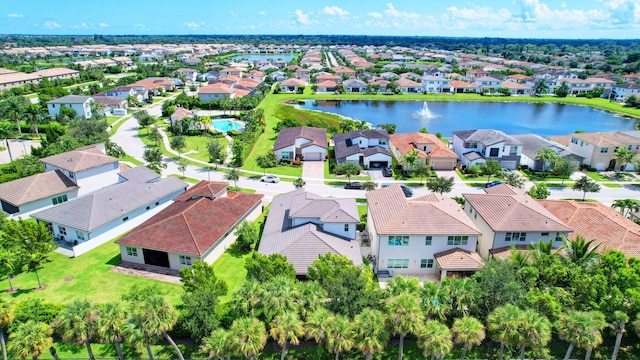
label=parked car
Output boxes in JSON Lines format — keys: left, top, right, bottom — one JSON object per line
{"left": 382, "top": 167, "right": 393, "bottom": 177}
{"left": 344, "top": 182, "right": 362, "bottom": 190}
{"left": 260, "top": 175, "right": 280, "bottom": 183}
{"left": 382, "top": 183, "right": 413, "bottom": 197}
{"left": 485, "top": 180, "right": 502, "bottom": 188}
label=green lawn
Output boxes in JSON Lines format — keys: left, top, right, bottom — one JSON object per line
{"left": 586, "top": 172, "right": 610, "bottom": 181}
{"left": 521, "top": 170, "right": 571, "bottom": 182}
{"left": 603, "top": 183, "right": 624, "bottom": 188}
{"left": 179, "top": 134, "right": 228, "bottom": 163}
{"left": 454, "top": 169, "right": 502, "bottom": 182}
{"left": 106, "top": 116, "right": 122, "bottom": 125}
{"left": 324, "top": 161, "right": 371, "bottom": 181}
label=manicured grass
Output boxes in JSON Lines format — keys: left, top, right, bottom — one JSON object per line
{"left": 211, "top": 251, "right": 249, "bottom": 303}
{"left": 586, "top": 172, "right": 609, "bottom": 181}
{"left": 120, "top": 154, "right": 143, "bottom": 166}
{"left": 0, "top": 239, "right": 183, "bottom": 306}
{"left": 106, "top": 116, "right": 121, "bottom": 125}
{"left": 454, "top": 169, "right": 502, "bottom": 182}
{"left": 324, "top": 161, "right": 371, "bottom": 180}
{"left": 169, "top": 174, "right": 199, "bottom": 184}
{"left": 603, "top": 183, "right": 624, "bottom": 188}
{"left": 177, "top": 134, "right": 228, "bottom": 163}
{"left": 108, "top": 116, "right": 129, "bottom": 136}
{"left": 521, "top": 170, "right": 571, "bottom": 182}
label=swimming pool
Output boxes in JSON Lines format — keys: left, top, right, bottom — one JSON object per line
{"left": 212, "top": 120, "right": 244, "bottom": 132}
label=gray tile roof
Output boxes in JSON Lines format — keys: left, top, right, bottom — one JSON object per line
{"left": 258, "top": 189, "right": 362, "bottom": 275}
{"left": 333, "top": 133, "right": 362, "bottom": 160}
{"left": 46, "top": 95, "right": 92, "bottom": 104}
{"left": 453, "top": 129, "right": 522, "bottom": 147}
{"left": 118, "top": 166, "right": 160, "bottom": 183}
{"left": 0, "top": 170, "right": 77, "bottom": 207}
{"left": 289, "top": 191, "right": 359, "bottom": 223}
{"left": 273, "top": 127, "right": 327, "bottom": 151}
{"left": 348, "top": 129, "right": 390, "bottom": 140}
{"left": 463, "top": 152, "right": 483, "bottom": 161}
{"left": 510, "top": 134, "right": 583, "bottom": 162}
{"left": 361, "top": 146, "right": 393, "bottom": 157}
{"left": 41, "top": 145, "right": 119, "bottom": 172}
{"left": 32, "top": 177, "right": 187, "bottom": 232}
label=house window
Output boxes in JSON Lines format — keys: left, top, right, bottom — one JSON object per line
{"left": 58, "top": 226, "right": 67, "bottom": 235}
{"left": 155, "top": 202, "right": 160, "bottom": 206}
{"left": 420, "top": 259, "right": 434, "bottom": 268}
{"left": 510, "top": 147, "right": 518, "bottom": 155}
{"left": 489, "top": 148, "right": 499, "bottom": 157}
{"left": 126, "top": 247, "right": 138, "bottom": 257}
{"left": 180, "top": 255, "right": 193, "bottom": 265}
{"left": 75, "top": 231, "right": 85, "bottom": 241}
{"left": 122, "top": 217, "right": 129, "bottom": 222}
{"left": 447, "top": 235, "right": 469, "bottom": 246}
{"left": 388, "top": 236, "right": 409, "bottom": 246}
{"left": 379, "top": 139, "right": 387, "bottom": 145}
{"left": 344, "top": 224, "right": 349, "bottom": 232}
{"left": 541, "top": 232, "right": 549, "bottom": 237}
{"left": 580, "top": 141, "right": 584, "bottom": 146}
{"left": 388, "top": 259, "right": 409, "bottom": 268}
{"left": 52, "top": 194, "right": 68, "bottom": 205}
{"left": 555, "top": 233, "right": 564, "bottom": 242}
{"left": 425, "top": 236, "right": 432, "bottom": 246}
{"left": 505, "top": 232, "right": 527, "bottom": 242}
{"left": 467, "top": 142, "right": 478, "bottom": 149}
{"left": 281, "top": 152, "right": 290, "bottom": 160}
{"left": 601, "top": 147, "right": 609, "bottom": 153}
{"left": 628, "top": 145, "right": 633, "bottom": 150}
{"left": 68, "top": 172, "right": 75, "bottom": 179}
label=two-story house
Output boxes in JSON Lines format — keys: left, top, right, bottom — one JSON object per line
{"left": 258, "top": 189, "right": 362, "bottom": 276}
{"left": 510, "top": 134, "right": 584, "bottom": 171}
{"left": 389, "top": 132, "right": 458, "bottom": 170}
{"left": 46, "top": 95, "right": 94, "bottom": 119}
{"left": 452, "top": 129, "right": 522, "bottom": 170}
{"left": 177, "top": 68, "right": 198, "bottom": 82}
{"left": 473, "top": 76, "right": 502, "bottom": 92}
{"left": 611, "top": 84, "right": 640, "bottom": 102}
{"left": 273, "top": 126, "right": 327, "bottom": 161}
{"left": 422, "top": 76, "right": 451, "bottom": 93}
{"left": 552, "top": 131, "right": 640, "bottom": 171}
{"left": 367, "top": 185, "right": 482, "bottom": 280}
{"left": 197, "top": 84, "right": 236, "bottom": 102}
{"left": 334, "top": 129, "right": 393, "bottom": 169}
{"left": 463, "top": 184, "right": 572, "bottom": 257}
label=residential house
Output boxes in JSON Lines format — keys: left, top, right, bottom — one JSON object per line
{"left": 334, "top": 66, "right": 356, "bottom": 78}
{"left": 46, "top": 95, "right": 94, "bottom": 119}
{"left": 473, "top": 76, "right": 502, "bottom": 92}
{"left": 258, "top": 189, "right": 362, "bottom": 276}
{"left": 334, "top": 129, "right": 393, "bottom": 168}
{"left": 33, "top": 68, "right": 80, "bottom": 81}
{"left": 463, "top": 185, "right": 572, "bottom": 257}
{"left": 294, "top": 68, "right": 310, "bottom": 81}
{"left": 452, "top": 129, "right": 523, "bottom": 170}
{"left": 170, "top": 107, "right": 195, "bottom": 132}
{"left": 0, "top": 171, "right": 78, "bottom": 217}
{"left": 100, "top": 86, "right": 140, "bottom": 101}
{"left": 91, "top": 96, "right": 127, "bottom": 116}
{"left": 500, "top": 81, "right": 533, "bottom": 96}
{"left": 273, "top": 126, "right": 327, "bottom": 162}
{"left": 366, "top": 185, "right": 482, "bottom": 279}
{"left": 279, "top": 78, "right": 306, "bottom": 93}
{"left": 177, "top": 68, "right": 198, "bottom": 82}
{"left": 422, "top": 76, "right": 451, "bottom": 93}
{"left": 368, "top": 79, "right": 390, "bottom": 93}
{"left": 247, "top": 70, "right": 264, "bottom": 82}
{"left": 389, "top": 133, "right": 458, "bottom": 170}
{"left": 549, "top": 131, "right": 640, "bottom": 171}
{"left": 0, "top": 72, "right": 41, "bottom": 91}
{"left": 316, "top": 80, "right": 337, "bottom": 93}
{"left": 449, "top": 80, "right": 478, "bottom": 93}
{"left": 219, "top": 67, "right": 244, "bottom": 78}
{"left": 611, "top": 84, "right": 640, "bottom": 102}
{"left": 116, "top": 181, "right": 263, "bottom": 271}
{"left": 32, "top": 170, "right": 187, "bottom": 256}
{"left": 510, "top": 134, "right": 583, "bottom": 171}
{"left": 316, "top": 74, "right": 342, "bottom": 83}
{"left": 466, "top": 69, "right": 489, "bottom": 78}
{"left": 197, "top": 84, "right": 236, "bottom": 102}
{"left": 342, "top": 79, "right": 368, "bottom": 93}
{"left": 539, "top": 200, "right": 640, "bottom": 259}
{"left": 394, "top": 78, "right": 424, "bottom": 93}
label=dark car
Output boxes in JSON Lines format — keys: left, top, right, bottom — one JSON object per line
{"left": 344, "top": 182, "right": 362, "bottom": 190}
{"left": 381, "top": 183, "right": 413, "bottom": 197}
{"left": 382, "top": 167, "right": 393, "bottom": 177}
{"left": 485, "top": 180, "right": 502, "bottom": 188}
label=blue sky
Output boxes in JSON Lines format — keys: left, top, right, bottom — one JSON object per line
{"left": 2, "top": 0, "right": 640, "bottom": 39}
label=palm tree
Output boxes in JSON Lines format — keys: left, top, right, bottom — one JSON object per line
{"left": 8, "top": 321, "right": 52, "bottom": 360}
{"left": 132, "top": 296, "right": 183, "bottom": 360}
{"left": 535, "top": 146, "right": 558, "bottom": 178}
{"left": 305, "top": 308, "right": 332, "bottom": 347}
{"left": 528, "top": 239, "right": 554, "bottom": 258}
{"left": 53, "top": 299, "right": 97, "bottom": 360}
{"left": 563, "top": 235, "right": 601, "bottom": 267}
{"left": 1, "top": 96, "right": 28, "bottom": 134}
{"left": 297, "top": 281, "right": 327, "bottom": 319}
{"left": 557, "top": 310, "right": 607, "bottom": 360}
{"left": 22, "top": 104, "right": 45, "bottom": 138}
{"left": 96, "top": 302, "right": 128, "bottom": 360}
{"left": 269, "top": 312, "right": 304, "bottom": 360}
{"left": 442, "top": 277, "right": 475, "bottom": 318}
{"left": 421, "top": 281, "right": 451, "bottom": 321}
{"left": 517, "top": 309, "right": 552, "bottom": 360}
{"left": 325, "top": 314, "right": 353, "bottom": 360}
{"left": 0, "top": 299, "right": 14, "bottom": 360}
{"left": 201, "top": 328, "right": 229, "bottom": 360}
{"left": 0, "top": 123, "right": 16, "bottom": 161}
{"left": 611, "top": 311, "right": 629, "bottom": 360}
{"left": 532, "top": 79, "right": 549, "bottom": 96}
{"left": 228, "top": 317, "right": 267, "bottom": 360}
{"left": 614, "top": 146, "right": 637, "bottom": 171}
{"left": 417, "top": 320, "right": 453, "bottom": 360}
{"left": 386, "top": 275, "right": 421, "bottom": 296}
{"left": 403, "top": 149, "right": 420, "bottom": 172}
{"left": 487, "top": 305, "right": 524, "bottom": 360}
{"left": 353, "top": 308, "right": 389, "bottom": 360}
{"left": 611, "top": 199, "right": 640, "bottom": 218}
{"left": 451, "top": 316, "right": 485, "bottom": 360}
{"left": 361, "top": 181, "right": 377, "bottom": 191}
{"left": 385, "top": 292, "right": 424, "bottom": 360}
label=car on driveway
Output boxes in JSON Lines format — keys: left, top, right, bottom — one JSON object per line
{"left": 260, "top": 175, "right": 280, "bottom": 183}
{"left": 382, "top": 167, "right": 393, "bottom": 177}
{"left": 344, "top": 182, "right": 362, "bottom": 190}
{"left": 485, "top": 180, "right": 502, "bottom": 188}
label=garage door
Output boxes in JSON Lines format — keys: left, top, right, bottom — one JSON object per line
{"left": 304, "top": 152, "right": 323, "bottom": 161}
{"left": 431, "top": 160, "right": 453, "bottom": 170}
{"left": 500, "top": 161, "right": 518, "bottom": 170}
{"left": 369, "top": 161, "right": 389, "bottom": 169}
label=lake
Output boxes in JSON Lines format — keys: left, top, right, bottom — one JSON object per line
{"left": 232, "top": 54, "right": 296, "bottom": 62}
{"left": 297, "top": 100, "right": 636, "bottom": 137}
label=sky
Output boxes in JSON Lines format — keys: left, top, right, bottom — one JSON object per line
{"left": 1, "top": 0, "right": 640, "bottom": 39}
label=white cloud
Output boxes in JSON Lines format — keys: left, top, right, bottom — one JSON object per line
{"left": 185, "top": 22, "right": 199, "bottom": 29}
{"left": 7, "top": 13, "right": 23, "bottom": 18}
{"left": 133, "top": 23, "right": 146, "bottom": 28}
{"left": 323, "top": 6, "right": 349, "bottom": 16}
{"left": 295, "top": 9, "right": 310, "bottom": 25}
{"left": 259, "top": 10, "right": 266, "bottom": 15}
{"left": 71, "top": 22, "right": 88, "bottom": 28}
{"left": 517, "top": 0, "right": 609, "bottom": 28}
{"left": 230, "top": 10, "right": 239, "bottom": 17}
{"left": 445, "top": 6, "right": 513, "bottom": 28}
{"left": 384, "top": 3, "right": 420, "bottom": 19}
{"left": 99, "top": 22, "right": 109, "bottom": 27}
{"left": 604, "top": 0, "right": 640, "bottom": 23}
{"left": 43, "top": 21, "right": 61, "bottom": 28}
{"left": 367, "top": 12, "right": 382, "bottom": 18}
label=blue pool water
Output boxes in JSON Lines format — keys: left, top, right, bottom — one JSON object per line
{"left": 212, "top": 120, "right": 244, "bottom": 132}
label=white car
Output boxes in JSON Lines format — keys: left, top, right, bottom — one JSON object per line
{"left": 260, "top": 175, "right": 280, "bottom": 183}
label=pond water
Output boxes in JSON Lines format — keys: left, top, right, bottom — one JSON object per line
{"left": 232, "top": 54, "right": 296, "bottom": 62}
{"left": 297, "top": 100, "right": 636, "bottom": 137}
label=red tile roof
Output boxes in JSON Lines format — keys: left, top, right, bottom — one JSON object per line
{"left": 389, "top": 133, "right": 457, "bottom": 160}
{"left": 116, "top": 181, "right": 263, "bottom": 256}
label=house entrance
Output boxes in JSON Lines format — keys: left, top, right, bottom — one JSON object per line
{"left": 143, "top": 249, "right": 170, "bottom": 268}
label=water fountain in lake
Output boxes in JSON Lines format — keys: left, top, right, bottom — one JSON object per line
{"left": 412, "top": 101, "right": 439, "bottom": 120}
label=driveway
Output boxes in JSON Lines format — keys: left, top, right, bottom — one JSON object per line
{"left": 0, "top": 139, "right": 41, "bottom": 164}
{"left": 302, "top": 161, "right": 325, "bottom": 183}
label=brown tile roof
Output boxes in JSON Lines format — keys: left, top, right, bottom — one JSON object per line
{"left": 538, "top": 200, "right": 640, "bottom": 258}
{"left": 483, "top": 183, "right": 526, "bottom": 196}
{"left": 273, "top": 126, "right": 327, "bottom": 151}
{"left": 116, "top": 181, "right": 263, "bottom": 256}
{"left": 41, "top": 145, "right": 118, "bottom": 172}
{"left": 0, "top": 170, "right": 77, "bottom": 207}
{"left": 389, "top": 133, "right": 457, "bottom": 160}
{"left": 548, "top": 134, "right": 573, "bottom": 147}
{"left": 171, "top": 107, "right": 193, "bottom": 121}
{"left": 173, "top": 180, "right": 227, "bottom": 201}
{"left": 434, "top": 248, "right": 484, "bottom": 271}
{"left": 463, "top": 193, "right": 572, "bottom": 233}
{"left": 316, "top": 80, "right": 337, "bottom": 87}
{"left": 198, "top": 85, "right": 235, "bottom": 94}
{"left": 569, "top": 132, "right": 640, "bottom": 147}
{"left": 395, "top": 78, "right": 422, "bottom": 87}
{"left": 450, "top": 80, "right": 477, "bottom": 89}
{"left": 367, "top": 185, "right": 480, "bottom": 235}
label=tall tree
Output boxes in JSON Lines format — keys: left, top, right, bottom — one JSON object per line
{"left": 532, "top": 79, "right": 549, "bottom": 96}
{"left": 517, "top": 309, "right": 551, "bottom": 360}
{"left": 353, "top": 308, "right": 389, "bottom": 360}
{"left": 206, "top": 139, "right": 225, "bottom": 164}
{"left": 256, "top": 150, "right": 277, "bottom": 175}
{"left": 228, "top": 317, "right": 267, "bottom": 360}
{"left": 504, "top": 172, "right": 526, "bottom": 189}
{"left": 244, "top": 252, "right": 296, "bottom": 282}
{"left": 170, "top": 136, "right": 186, "bottom": 158}
{"left": 53, "top": 299, "right": 96, "bottom": 360}
{"left": 480, "top": 160, "right": 501, "bottom": 184}
{"left": 572, "top": 176, "right": 601, "bottom": 201}
{"left": 413, "top": 163, "right": 432, "bottom": 185}
{"left": 361, "top": 181, "right": 377, "bottom": 191}
{"left": 611, "top": 199, "right": 639, "bottom": 218}
{"left": 611, "top": 311, "right": 629, "bottom": 360}
{"left": 8, "top": 320, "right": 52, "bottom": 360}
{"left": 334, "top": 162, "right": 361, "bottom": 184}
{"left": 224, "top": 168, "right": 240, "bottom": 188}
{"left": 451, "top": 316, "right": 485, "bottom": 360}
{"left": 562, "top": 235, "right": 601, "bottom": 267}
{"left": 385, "top": 292, "right": 424, "bottom": 360}
{"left": 554, "top": 158, "right": 579, "bottom": 186}
{"left": 426, "top": 176, "right": 454, "bottom": 194}
{"left": 132, "top": 296, "right": 184, "bottom": 360}
{"left": 22, "top": 104, "right": 46, "bottom": 138}
{"left": 417, "top": 320, "right": 452, "bottom": 360}
{"left": 269, "top": 312, "right": 304, "bottom": 360}
{"left": 555, "top": 81, "right": 571, "bottom": 97}
{"left": 402, "top": 149, "right": 420, "bottom": 172}
{"left": 201, "top": 328, "right": 229, "bottom": 360}
{"left": 526, "top": 182, "right": 551, "bottom": 199}
{"left": 535, "top": 146, "right": 559, "bottom": 178}
{"left": 325, "top": 314, "right": 353, "bottom": 360}
{"left": 421, "top": 282, "right": 452, "bottom": 321}
{"left": 2, "top": 219, "right": 55, "bottom": 289}
{"left": 234, "top": 221, "right": 258, "bottom": 252}
{"left": 0, "top": 298, "right": 14, "bottom": 360}
{"left": 557, "top": 310, "right": 607, "bottom": 360}
{"left": 305, "top": 307, "right": 332, "bottom": 348}
{"left": 293, "top": 177, "right": 306, "bottom": 189}
{"left": 1, "top": 96, "right": 29, "bottom": 134}
{"left": 487, "top": 305, "right": 524, "bottom": 360}
{"left": 614, "top": 146, "right": 636, "bottom": 171}
{"left": 143, "top": 148, "right": 166, "bottom": 174}
{"left": 96, "top": 302, "right": 128, "bottom": 360}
